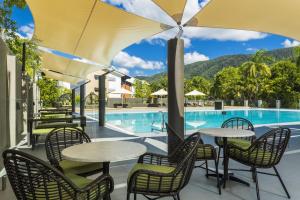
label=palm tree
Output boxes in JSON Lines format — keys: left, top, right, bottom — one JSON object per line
{"left": 241, "top": 50, "right": 272, "bottom": 102}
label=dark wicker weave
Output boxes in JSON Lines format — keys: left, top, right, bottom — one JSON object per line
{"left": 215, "top": 117, "right": 255, "bottom": 162}
{"left": 127, "top": 132, "right": 201, "bottom": 200}
{"left": 228, "top": 128, "right": 291, "bottom": 200}
{"left": 194, "top": 139, "right": 221, "bottom": 194}
{"left": 3, "top": 149, "right": 114, "bottom": 200}
{"left": 166, "top": 124, "right": 221, "bottom": 194}
{"left": 45, "top": 127, "right": 103, "bottom": 176}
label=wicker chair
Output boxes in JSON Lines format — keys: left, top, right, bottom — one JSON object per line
{"left": 127, "top": 132, "right": 201, "bottom": 200}
{"left": 45, "top": 127, "right": 103, "bottom": 176}
{"left": 3, "top": 149, "right": 114, "bottom": 200}
{"left": 166, "top": 123, "right": 221, "bottom": 195}
{"left": 228, "top": 128, "right": 291, "bottom": 200}
{"left": 215, "top": 117, "right": 255, "bottom": 162}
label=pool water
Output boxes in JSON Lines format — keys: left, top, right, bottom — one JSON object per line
{"left": 90, "top": 109, "right": 300, "bottom": 134}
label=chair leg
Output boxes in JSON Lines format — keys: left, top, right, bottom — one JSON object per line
{"left": 205, "top": 160, "right": 209, "bottom": 178}
{"left": 252, "top": 167, "right": 256, "bottom": 183}
{"left": 173, "top": 193, "right": 180, "bottom": 200}
{"left": 126, "top": 192, "right": 130, "bottom": 200}
{"left": 254, "top": 168, "right": 260, "bottom": 200}
{"left": 214, "top": 159, "right": 221, "bottom": 195}
{"left": 134, "top": 193, "right": 137, "bottom": 200}
{"left": 273, "top": 166, "right": 291, "bottom": 199}
{"left": 217, "top": 147, "right": 221, "bottom": 166}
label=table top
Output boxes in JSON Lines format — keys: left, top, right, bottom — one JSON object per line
{"left": 62, "top": 141, "right": 147, "bottom": 163}
{"left": 198, "top": 128, "right": 255, "bottom": 138}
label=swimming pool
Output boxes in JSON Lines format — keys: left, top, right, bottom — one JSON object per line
{"left": 88, "top": 109, "right": 300, "bottom": 134}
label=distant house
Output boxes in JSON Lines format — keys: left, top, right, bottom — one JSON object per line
{"left": 85, "top": 70, "right": 134, "bottom": 99}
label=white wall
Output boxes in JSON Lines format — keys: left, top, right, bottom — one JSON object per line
{"left": 107, "top": 73, "right": 121, "bottom": 98}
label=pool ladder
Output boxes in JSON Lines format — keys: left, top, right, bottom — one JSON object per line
{"left": 151, "top": 111, "right": 167, "bottom": 132}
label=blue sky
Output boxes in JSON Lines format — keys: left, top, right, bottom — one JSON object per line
{"left": 11, "top": 0, "right": 300, "bottom": 77}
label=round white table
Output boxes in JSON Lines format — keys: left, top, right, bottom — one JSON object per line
{"left": 62, "top": 141, "right": 147, "bottom": 174}
{"left": 198, "top": 128, "right": 255, "bottom": 188}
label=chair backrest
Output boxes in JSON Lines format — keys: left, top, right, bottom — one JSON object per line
{"left": 249, "top": 128, "right": 291, "bottom": 167}
{"left": 45, "top": 127, "right": 91, "bottom": 168}
{"left": 221, "top": 117, "right": 254, "bottom": 131}
{"left": 3, "top": 149, "right": 77, "bottom": 200}
{"left": 170, "top": 132, "right": 201, "bottom": 189}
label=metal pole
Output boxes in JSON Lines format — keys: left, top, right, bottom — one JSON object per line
{"left": 80, "top": 84, "right": 85, "bottom": 116}
{"left": 71, "top": 89, "right": 75, "bottom": 113}
{"left": 167, "top": 38, "right": 184, "bottom": 155}
{"left": 22, "top": 43, "right": 26, "bottom": 72}
{"left": 98, "top": 75, "right": 106, "bottom": 126}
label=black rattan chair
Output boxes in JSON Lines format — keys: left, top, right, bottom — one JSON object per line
{"left": 228, "top": 128, "right": 291, "bottom": 200}
{"left": 45, "top": 127, "right": 103, "bottom": 176}
{"left": 3, "top": 149, "right": 114, "bottom": 200}
{"left": 127, "top": 132, "right": 201, "bottom": 200}
{"left": 216, "top": 117, "right": 255, "bottom": 163}
{"left": 166, "top": 123, "right": 221, "bottom": 194}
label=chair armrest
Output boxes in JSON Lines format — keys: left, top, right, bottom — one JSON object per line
{"left": 138, "top": 153, "right": 174, "bottom": 166}
{"left": 78, "top": 174, "right": 114, "bottom": 197}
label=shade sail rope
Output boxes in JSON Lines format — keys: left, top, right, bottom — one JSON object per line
{"left": 73, "top": 0, "right": 97, "bottom": 58}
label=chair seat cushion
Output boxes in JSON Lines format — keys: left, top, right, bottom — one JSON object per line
{"left": 196, "top": 144, "right": 216, "bottom": 160}
{"left": 229, "top": 148, "right": 277, "bottom": 166}
{"left": 32, "top": 128, "right": 54, "bottom": 135}
{"left": 128, "top": 163, "right": 182, "bottom": 192}
{"left": 218, "top": 138, "right": 251, "bottom": 150}
{"left": 65, "top": 173, "right": 93, "bottom": 188}
{"left": 60, "top": 160, "right": 103, "bottom": 175}
{"left": 41, "top": 114, "right": 67, "bottom": 119}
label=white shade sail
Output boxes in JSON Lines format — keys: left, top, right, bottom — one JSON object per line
{"left": 151, "top": 89, "right": 168, "bottom": 96}
{"left": 26, "top": 0, "right": 169, "bottom": 66}
{"left": 185, "top": 90, "right": 205, "bottom": 96}
{"left": 110, "top": 88, "right": 134, "bottom": 95}
{"left": 152, "top": 0, "right": 187, "bottom": 24}
{"left": 41, "top": 69, "right": 85, "bottom": 84}
{"left": 41, "top": 52, "right": 105, "bottom": 83}
{"left": 186, "top": 0, "right": 300, "bottom": 42}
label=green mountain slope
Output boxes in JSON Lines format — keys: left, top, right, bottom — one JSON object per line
{"left": 136, "top": 47, "right": 295, "bottom": 82}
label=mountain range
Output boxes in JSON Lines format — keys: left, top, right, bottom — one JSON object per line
{"left": 136, "top": 47, "right": 296, "bottom": 82}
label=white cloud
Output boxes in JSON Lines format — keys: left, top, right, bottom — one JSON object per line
{"left": 246, "top": 47, "right": 258, "bottom": 52}
{"left": 103, "top": 0, "right": 176, "bottom": 26}
{"left": 117, "top": 67, "right": 130, "bottom": 75}
{"left": 182, "top": 0, "right": 209, "bottom": 24}
{"left": 183, "top": 27, "right": 267, "bottom": 42}
{"left": 184, "top": 51, "right": 209, "bottom": 64}
{"left": 38, "top": 46, "right": 54, "bottom": 53}
{"left": 282, "top": 39, "right": 300, "bottom": 48}
{"left": 18, "top": 23, "right": 34, "bottom": 39}
{"left": 113, "top": 51, "right": 164, "bottom": 70}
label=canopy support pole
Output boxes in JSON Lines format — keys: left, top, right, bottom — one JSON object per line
{"left": 80, "top": 84, "right": 85, "bottom": 116}
{"left": 98, "top": 75, "right": 106, "bottom": 126}
{"left": 167, "top": 38, "right": 184, "bottom": 155}
{"left": 71, "top": 89, "right": 75, "bottom": 113}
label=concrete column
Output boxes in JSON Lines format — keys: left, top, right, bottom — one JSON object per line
{"left": 167, "top": 38, "right": 184, "bottom": 155}
{"left": 98, "top": 75, "right": 106, "bottom": 126}
{"left": 80, "top": 85, "right": 85, "bottom": 116}
{"left": 71, "top": 89, "right": 75, "bottom": 113}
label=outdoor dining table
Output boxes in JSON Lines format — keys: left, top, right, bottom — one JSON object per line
{"left": 198, "top": 128, "right": 255, "bottom": 188}
{"left": 61, "top": 141, "right": 147, "bottom": 174}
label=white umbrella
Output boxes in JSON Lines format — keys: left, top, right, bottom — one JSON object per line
{"left": 185, "top": 90, "right": 206, "bottom": 105}
{"left": 110, "top": 88, "right": 133, "bottom": 106}
{"left": 151, "top": 89, "right": 168, "bottom": 106}
{"left": 185, "top": 90, "right": 205, "bottom": 96}
{"left": 151, "top": 89, "right": 168, "bottom": 96}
